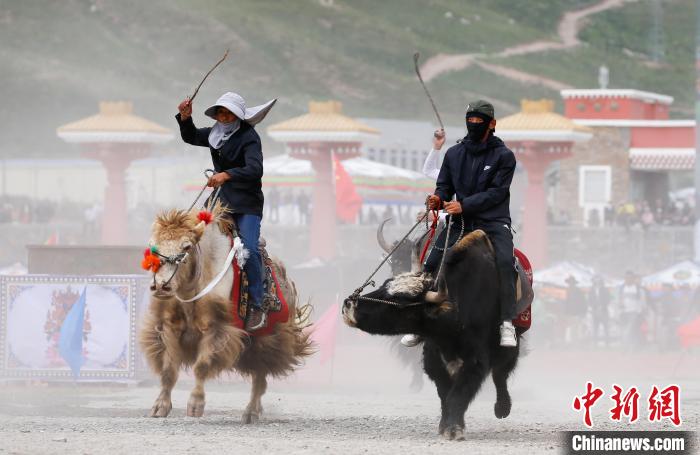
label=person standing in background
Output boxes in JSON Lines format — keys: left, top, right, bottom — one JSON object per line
{"left": 618, "top": 271, "right": 646, "bottom": 348}
{"left": 422, "top": 128, "right": 446, "bottom": 180}
{"left": 297, "top": 191, "right": 310, "bottom": 225}
{"left": 588, "top": 275, "right": 611, "bottom": 346}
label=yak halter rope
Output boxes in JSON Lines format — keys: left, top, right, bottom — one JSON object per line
{"left": 348, "top": 197, "right": 460, "bottom": 306}
{"left": 432, "top": 199, "right": 465, "bottom": 291}
{"left": 349, "top": 211, "right": 429, "bottom": 303}
{"left": 187, "top": 169, "right": 222, "bottom": 212}
{"left": 419, "top": 209, "right": 439, "bottom": 264}
{"left": 149, "top": 225, "right": 237, "bottom": 303}
{"left": 152, "top": 250, "right": 191, "bottom": 290}
{"left": 351, "top": 207, "right": 434, "bottom": 308}
{"left": 174, "top": 242, "right": 237, "bottom": 303}
{"left": 350, "top": 209, "right": 430, "bottom": 308}
{"left": 433, "top": 213, "right": 452, "bottom": 292}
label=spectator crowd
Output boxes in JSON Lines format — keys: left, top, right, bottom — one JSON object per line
{"left": 539, "top": 271, "right": 700, "bottom": 351}
{"left": 548, "top": 197, "right": 695, "bottom": 229}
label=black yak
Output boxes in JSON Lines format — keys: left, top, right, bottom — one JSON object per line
{"left": 344, "top": 229, "right": 530, "bottom": 440}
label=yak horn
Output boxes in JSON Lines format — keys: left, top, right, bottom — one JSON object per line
{"left": 425, "top": 290, "right": 446, "bottom": 303}
{"left": 425, "top": 278, "right": 448, "bottom": 303}
{"left": 376, "top": 218, "right": 393, "bottom": 253}
{"left": 410, "top": 240, "right": 421, "bottom": 273}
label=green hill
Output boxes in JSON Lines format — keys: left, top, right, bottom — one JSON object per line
{"left": 0, "top": 0, "right": 694, "bottom": 157}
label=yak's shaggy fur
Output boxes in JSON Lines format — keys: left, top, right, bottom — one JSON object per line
{"left": 140, "top": 202, "right": 314, "bottom": 421}
{"left": 386, "top": 272, "right": 433, "bottom": 298}
{"left": 344, "top": 229, "right": 522, "bottom": 441}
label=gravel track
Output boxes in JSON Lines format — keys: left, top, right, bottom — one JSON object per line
{"left": 1, "top": 378, "right": 697, "bottom": 455}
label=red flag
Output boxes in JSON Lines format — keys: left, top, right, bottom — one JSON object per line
{"left": 333, "top": 155, "right": 362, "bottom": 223}
{"left": 678, "top": 316, "right": 700, "bottom": 348}
{"left": 44, "top": 232, "right": 59, "bottom": 245}
{"left": 309, "top": 302, "right": 339, "bottom": 365}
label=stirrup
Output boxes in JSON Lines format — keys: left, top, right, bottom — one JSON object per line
{"left": 245, "top": 308, "right": 267, "bottom": 331}
{"left": 401, "top": 334, "right": 423, "bottom": 347}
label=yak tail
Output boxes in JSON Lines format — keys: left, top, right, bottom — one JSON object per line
{"left": 293, "top": 298, "right": 316, "bottom": 359}
{"left": 295, "top": 299, "right": 314, "bottom": 330}
{"left": 295, "top": 324, "right": 316, "bottom": 359}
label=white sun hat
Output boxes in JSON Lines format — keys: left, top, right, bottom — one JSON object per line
{"left": 204, "top": 92, "right": 277, "bottom": 125}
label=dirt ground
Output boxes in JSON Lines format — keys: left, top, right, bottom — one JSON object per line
{"left": 1, "top": 343, "right": 698, "bottom": 455}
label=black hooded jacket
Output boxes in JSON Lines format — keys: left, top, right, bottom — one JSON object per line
{"left": 434, "top": 134, "right": 516, "bottom": 225}
{"left": 176, "top": 113, "right": 264, "bottom": 217}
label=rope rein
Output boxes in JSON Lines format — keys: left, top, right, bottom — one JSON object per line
{"left": 355, "top": 295, "right": 426, "bottom": 307}
{"left": 433, "top": 213, "right": 452, "bottom": 290}
{"left": 187, "top": 169, "right": 222, "bottom": 213}
{"left": 419, "top": 209, "right": 439, "bottom": 264}
{"left": 349, "top": 196, "right": 466, "bottom": 307}
{"left": 432, "top": 211, "right": 465, "bottom": 290}
{"left": 349, "top": 212, "right": 428, "bottom": 302}
{"left": 432, "top": 215, "right": 464, "bottom": 251}
{"left": 151, "top": 169, "right": 231, "bottom": 302}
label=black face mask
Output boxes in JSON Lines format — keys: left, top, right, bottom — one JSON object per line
{"left": 466, "top": 120, "right": 490, "bottom": 142}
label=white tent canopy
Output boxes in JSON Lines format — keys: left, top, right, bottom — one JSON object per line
{"left": 642, "top": 260, "right": 700, "bottom": 288}
{"left": 263, "top": 154, "right": 431, "bottom": 181}
{"left": 533, "top": 261, "right": 619, "bottom": 288}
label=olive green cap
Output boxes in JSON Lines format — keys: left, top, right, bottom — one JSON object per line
{"left": 466, "top": 100, "right": 495, "bottom": 119}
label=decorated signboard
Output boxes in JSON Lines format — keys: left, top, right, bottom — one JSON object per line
{"left": 0, "top": 275, "right": 149, "bottom": 380}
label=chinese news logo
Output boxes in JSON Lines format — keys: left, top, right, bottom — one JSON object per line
{"left": 573, "top": 382, "right": 681, "bottom": 427}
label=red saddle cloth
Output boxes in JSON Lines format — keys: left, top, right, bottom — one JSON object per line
{"left": 229, "top": 239, "right": 289, "bottom": 337}
{"left": 513, "top": 248, "right": 533, "bottom": 332}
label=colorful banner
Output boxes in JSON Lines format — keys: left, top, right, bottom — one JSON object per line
{"left": 0, "top": 275, "right": 149, "bottom": 380}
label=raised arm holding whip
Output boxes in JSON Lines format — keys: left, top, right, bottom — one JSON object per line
{"left": 410, "top": 52, "right": 520, "bottom": 348}
{"left": 175, "top": 50, "right": 278, "bottom": 332}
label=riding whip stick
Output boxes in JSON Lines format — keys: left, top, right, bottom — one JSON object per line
{"left": 188, "top": 49, "right": 230, "bottom": 102}
{"left": 413, "top": 52, "right": 444, "bottom": 132}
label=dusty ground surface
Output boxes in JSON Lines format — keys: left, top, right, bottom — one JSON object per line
{"left": 0, "top": 345, "right": 698, "bottom": 455}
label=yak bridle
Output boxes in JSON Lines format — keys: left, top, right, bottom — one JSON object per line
{"left": 150, "top": 244, "right": 202, "bottom": 293}
{"left": 353, "top": 293, "right": 426, "bottom": 308}
{"left": 348, "top": 197, "right": 455, "bottom": 308}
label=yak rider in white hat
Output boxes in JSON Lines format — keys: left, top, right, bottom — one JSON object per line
{"left": 176, "top": 92, "right": 276, "bottom": 332}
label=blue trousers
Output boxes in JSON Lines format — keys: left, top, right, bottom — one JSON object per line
{"left": 233, "top": 214, "right": 264, "bottom": 309}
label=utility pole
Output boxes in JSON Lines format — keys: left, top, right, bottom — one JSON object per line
{"left": 694, "top": 0, "right": 700, "bottom": 261}
{"left": 650, "top": 0, "right": 665, "bottom": 63}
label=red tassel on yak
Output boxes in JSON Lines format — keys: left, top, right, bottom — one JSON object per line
{"left": 197, "top": 210, "right": 213, "bottom": 225}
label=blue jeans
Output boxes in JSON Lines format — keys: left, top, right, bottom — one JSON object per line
{"left": 233, "top": 214, "right": 263, "bottom": 309}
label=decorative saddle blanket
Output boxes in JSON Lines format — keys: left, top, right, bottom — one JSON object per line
{"left": 229, "top": 235, "right": 289, "bottom": 336}
{"left": 513, "top": 248, "right": 534, "bottom": 332}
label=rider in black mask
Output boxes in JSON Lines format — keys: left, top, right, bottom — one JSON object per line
{"left": 421, "top": 100, "right": 519, "bottom": 348}
{"left": 466, "top": 110, "right": 494, "bottom": 142}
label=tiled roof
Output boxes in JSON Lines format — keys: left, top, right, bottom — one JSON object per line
{"left": 629, "top": 148, "right": 695, "bottom": 171}
{"left": 560, "top": 89, "right": 673, "bottom": 105}
{"left": 268, "top": 101, "right": 379, "bottom": 134}
{"left": 498, "top": 100, "right": 591, "bottom": 132}
{"left": 57, "top": 102, "right": 170, "bottom": 134}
